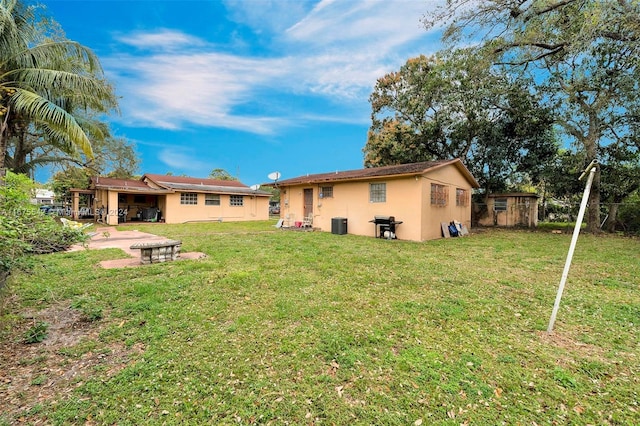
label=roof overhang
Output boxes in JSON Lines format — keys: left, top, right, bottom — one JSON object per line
{"left": 91, "top": 184, "right": 173, "bottom": 194}
{"left": 268, "top": 159, "right": 480, "bottom": 189}
{"left": 69, "top": 188, "right": 95, "bottom": 194}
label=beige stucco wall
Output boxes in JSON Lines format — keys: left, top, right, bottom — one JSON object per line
{"left": 420, "top": 167, "right": 473, "bottom": 240}
{"left": 96, "top": 190, "right": 268, "bottom": 224}
{"left": 163, "top": 192, "right": 269, "bottom": 224}
{"left": 106, "top": 190, "right": 120, "bottom": 225}
{"left": 280, "top": 166, "right": 474, "bottom": 242}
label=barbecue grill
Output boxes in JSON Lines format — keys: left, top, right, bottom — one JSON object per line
{"left": 369, "top": 215, "right": 403, "bottom": 239}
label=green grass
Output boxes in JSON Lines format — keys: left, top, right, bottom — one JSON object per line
{"left": 1, "top": 222, "right": 638, "bottom": 425}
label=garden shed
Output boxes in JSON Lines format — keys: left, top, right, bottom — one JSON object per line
{"left": 477, "top": 193, "right": 540, "bottom": 228}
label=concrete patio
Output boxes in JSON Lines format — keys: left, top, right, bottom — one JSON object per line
{"left": 68, "top": 227, "right": 206, "bottom": 269}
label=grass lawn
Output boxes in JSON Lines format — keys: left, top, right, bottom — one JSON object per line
{"left": 1, "top": 222, "right": 638, "bottom": 425}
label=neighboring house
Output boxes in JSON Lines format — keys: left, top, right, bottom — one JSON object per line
{"left": 70, "top": 174, "right": 271, "bottom": 225}
{"left": 476, "top": 193, "right": 540, "bottom": 228}
{"left": 31, "top": 188, "right": 55, "bottom": 205}
{"left": 270, "top": 159, "right": 480, "bottom": 242}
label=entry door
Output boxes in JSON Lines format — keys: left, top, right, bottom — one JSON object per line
{"left": 303, "top": 188, "right": 313, "bottom": 217}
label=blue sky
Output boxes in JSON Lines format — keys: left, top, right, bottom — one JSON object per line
{"left": 43, "top": 0, "right": 444, "bottom": 187}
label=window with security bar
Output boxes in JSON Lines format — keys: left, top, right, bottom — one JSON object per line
{"left": 369, "top": 183, "right": 386, "bottom": 203}
{"left": 456, "top": 188, "right": 469, "bottom": 206}
{"left": 320, "top": 186, "right": 333, "bottom": 198}
{"left": 431, "top": 183, "right": 448, "bottom": 206}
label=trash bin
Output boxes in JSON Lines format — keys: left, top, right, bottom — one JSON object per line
{"left": 331, "top": 217, "right": 347, "bottom": 235}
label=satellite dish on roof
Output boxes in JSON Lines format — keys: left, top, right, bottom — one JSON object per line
{"left": 250, "top": 184, "right": 260, "bottom": 191}
{"left": 268, "top": 171, "right": 281, "bottom": 181}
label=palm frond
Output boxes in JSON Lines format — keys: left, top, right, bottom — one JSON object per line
{"left": 10, "top": 88, "right": 93, "bottom": 158}
{"left": 4, "top": 68, "right": 115, "bottom": 107}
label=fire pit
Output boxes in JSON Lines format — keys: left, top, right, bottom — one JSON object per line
{"left": 369, "top": 216, "right": 403, "bottom": 239}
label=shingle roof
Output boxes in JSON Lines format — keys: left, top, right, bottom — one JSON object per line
{"left": 91, "top": 176, "right": 165, "bottom": 192}
{"left": 271, "top": 159, "right": 479, "bottom": 188}
{"left": 143, "top": 174, "right": 270, "bottom": 196}
{"left": 488, "top": 192, "right": 539, "bottom": 198}
{"left": 143, "top": 174, "right": 246, "bottom": 188}
{"left": 90, "top": 175, "right": 271, "bottom": 196}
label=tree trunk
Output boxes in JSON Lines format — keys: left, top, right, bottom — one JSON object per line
{"left": 604, "top": 202, "right": 620, "bottom": 233}
{"left": 12, "top": 130, "right": 29, "bottom": 171}
{"left": 0, "top": 105, "right": 9, "bottom": 184}
{"left": 583, "top": 123, "right": 601, "bottom": 233}
{"left": 586, "top": 167, "right": 601, "bottom": 233}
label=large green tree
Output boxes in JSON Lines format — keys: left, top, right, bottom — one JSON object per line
{"left": 0, "top": 0, "right": 116, "bottom": 181}
{"left": 364, "top": 50, "right": 557, "bottom": 195}
{"left": 209, "top": 168, "right": 238, "bottom": 181}
{"left": 425, "top": 0, "right": 640, "bottom": 232}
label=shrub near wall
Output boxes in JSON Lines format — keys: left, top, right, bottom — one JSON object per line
{"left": 0, "top": 173, "right": 87, "bottom": 288}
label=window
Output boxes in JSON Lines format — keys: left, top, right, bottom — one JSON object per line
{"left": 494, "top": 198, "right": 508, "bottom": 211}
{"left": 369, "top": 183, "right": 386, "bottom": 203}
{"left": 431, "top": 183, "right": 448, "bottom": 206}
{"left": 456, "top": 188, "right": 469, "bottom": 207}
{"left": 180, "top": 192, "right": 198, "bottom": 205}
{"left": 205, "top": 194, "right": 220, "bottom": 206}
{"left": 320, "top": 186, "right": 333, "bottom": 198}
{"left": 230, "top": 195, "right": 244, "bottom": 206}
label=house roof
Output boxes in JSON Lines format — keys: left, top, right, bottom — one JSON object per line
{"left": 143, "top": 174, "right": 271, "bottom": 196}
{"left": 91, "top": 176, "right": 169, "bottom": 193}
{"left": 143, "top": 174, "right": 248, "bottom": 188}
{"left": 271, "top": 159, "right": 480, "bottom": 188}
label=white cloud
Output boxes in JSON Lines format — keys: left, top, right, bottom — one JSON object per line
{"left": 222, "top": 0, "right": 317, "bottom": 33}
{"left": 156, "top": 147, "right": 210, "bottom": 174}
{"left": 106, "top": 49, "right": 291, "bottom": 133}
{"left": 285, "top": 0, "right": 438, "bottom": 51}
{"left": 105, "top": 0, "right": 445, "bottom": 134}
{"left": 116, "top": 29, "right": 204, "bottom": 50}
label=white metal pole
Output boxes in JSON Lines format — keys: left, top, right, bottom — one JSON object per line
{"left": 547, "top": 161, "right": 598, "bottom": 334}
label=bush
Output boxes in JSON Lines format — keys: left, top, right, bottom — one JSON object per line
{"left": 617, "top": 192, "right": 640, "bottom": 234}
{"left": 0, "top": 172, "right": 88, "bottom": 287}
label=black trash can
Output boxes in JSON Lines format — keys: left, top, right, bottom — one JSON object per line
{"left": 331, "top": 217, "right": 347, "bottom": 235}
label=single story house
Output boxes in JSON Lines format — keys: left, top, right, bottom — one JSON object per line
{"left": 70, "top": 174, "right": 271, "bottom": 225}
{"left": 270, "top": 159, "right": 480, "bottom": 242}
{"left": 476, "top": 193, "right": 540, "bottom": 228}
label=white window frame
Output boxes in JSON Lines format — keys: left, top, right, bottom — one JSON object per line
{"left": 205, "top": 194, "right": 220, "bottom": 206}
{"left": 494, "top": 198, "right": 508, "bottom": 211}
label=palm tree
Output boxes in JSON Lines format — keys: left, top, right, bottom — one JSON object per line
{"left": 0, "top": 0, "right": 117, "bottom": 180}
